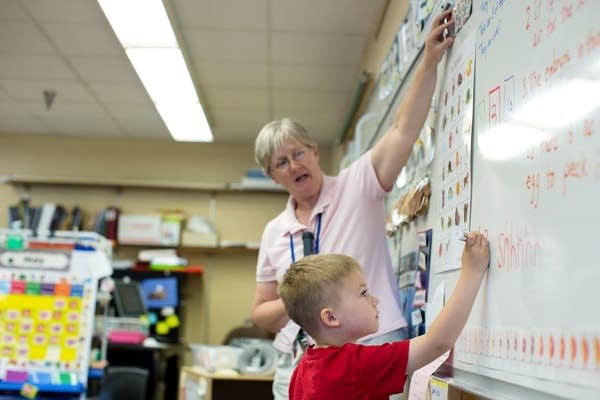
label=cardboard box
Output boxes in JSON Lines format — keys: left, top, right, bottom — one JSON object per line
{"left": 118, "top": 214, "right": 181, "bottom": 246}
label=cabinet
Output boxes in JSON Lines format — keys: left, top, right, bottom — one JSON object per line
{"left": 178, "top": 366, "right": 273, "bottom": 400}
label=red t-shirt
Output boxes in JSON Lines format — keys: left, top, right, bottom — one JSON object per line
{"left": 289, "top": 341, "right": 410, "bottom": 400}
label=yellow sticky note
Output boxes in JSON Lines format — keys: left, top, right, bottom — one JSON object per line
{"left": 156, "top": 321, "right": 169, "bottom": 335}
{"left": 429, "top": 377, "right": 449, "bottom": 400}
{"left": 165, "top": 315, "right": 180, "bottom": 328}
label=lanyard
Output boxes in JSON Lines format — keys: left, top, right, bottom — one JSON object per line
{"left": 289, "top": 213, "right": 322, "bottom": 263}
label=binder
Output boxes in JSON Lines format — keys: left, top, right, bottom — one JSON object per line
{"left": 104, "top": 206, "right": 120, "bottom": 241}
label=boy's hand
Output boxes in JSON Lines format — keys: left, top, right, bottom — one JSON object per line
{"left": 461, "top": 231, "right": 490, "bottom": 276}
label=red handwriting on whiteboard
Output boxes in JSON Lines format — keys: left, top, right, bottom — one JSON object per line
{"left": 520, "top": 70, "right": 542, "bottom": 103}
{"left": 545, "top": 49, "right": 571, "bottom": 81}
{"left": 524, "top": 1, "right": 542, "bottom": 32}
{"left": 524, "top": 0, "right": 592, "bottom": 47}
{"left": 489, "top": 86, "right": 501, "bottom": 127}
{"left": 523, "top": 119, "right": 598, "bottom": 208}
{"left": 546, "top": 171, "right": 556, "bottom": 190}
{"left": 541, "top": 137, "right": 559, "bottom": 153}
{"left": 578, "top": 30, "right": 600, "bottom": 59}
{"left": 561, "top": 2, "right": 573, "bottom": 20}
{"left": 562, "top": 153, "right": 589, "bottom": 196}
{"left": 525, "top": 173, "right": 540, "bottom": 208}
{"left": 497, "top": 222, "right": 542, "bottom": 272}
{"left": 583, "top": 119, "right": 594, "bottom": 137}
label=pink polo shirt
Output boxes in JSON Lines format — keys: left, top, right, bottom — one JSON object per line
{"left": 256, "top": 150, "right": 406, "bottom": 352}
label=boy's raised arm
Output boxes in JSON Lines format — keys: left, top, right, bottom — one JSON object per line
{"left": 406, "top": 231, "right": 490, "bottom": 374}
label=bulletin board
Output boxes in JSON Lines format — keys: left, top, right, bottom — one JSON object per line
{"left": 427, "top": 1, "right": 600, "bottom": 398}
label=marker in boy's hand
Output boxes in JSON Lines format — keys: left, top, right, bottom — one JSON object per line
{"left": 461, "top": 231, "right": 490, "bottom": 275}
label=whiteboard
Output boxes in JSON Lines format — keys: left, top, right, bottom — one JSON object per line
{"left": 351, "top": 1, "right": 599, "bottom": 396}
{"left": 444, "top": 1, "right": 600, "bottom": 398}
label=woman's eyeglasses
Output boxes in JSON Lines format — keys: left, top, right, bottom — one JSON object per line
{"left": 271, "top": 147, "right": 309, "bottom": 172}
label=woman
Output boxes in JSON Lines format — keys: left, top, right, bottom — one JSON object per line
{"left": 251, "top": 9, "right": 455, "bottom": 399}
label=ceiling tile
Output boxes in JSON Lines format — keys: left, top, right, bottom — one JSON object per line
{"left": 272, "top": 32, "right": 366, "bottom": 67}
{"left": 114, "top": 113, "right": 170, "bottom": 139}
{"left": 41, "top": 22, "right": 122, "bottom": 56}
{"left": 203, "top": 88, "right": 269, "bottom": 111}
{"left": 271, "top": 0, "right": 386, "bottom": 35}
{"left": 193, "top": 62, "right": 268, "bottom": 89}
{"left": 103, "top": 102, "right": 161, "bottom": 122}
{"left": 102, "top": 103, "right": 168, "bottom": 138}
{"left": 210, "top": 108, "right": 269, "bottom": 138}
{"left": 69, "top": 55, "right": 138, "bottom": 84}
{"left": 0, "top": 90, "right": 10, "bottom": 102}
{"left": 272, "top": 108, "right": 344, "bottom": 129}
{"left": 89, "top": 82, "right": 151, "bottom": 105}
{"left": 0, "top": 99, "right": 33, "bottom": 118}
{"left": 272, "top": 89, "right": 350, "bottom": 115}
{"left": 21, "top": 0, "right": 105, "bottom": 23}
{"left": 272, "top": 64, "right": 358, "bottom": 91}
{"left": 0, "top": 22, "right": 55, "bottom": 54}
{"left": 0, "top": 117, "right": 55, "bottom": 135}
{"left": 0, "top": 2, "right": 28, "bottom": 20}
{"left": 1, "top": 80, "right": 96, "bottom": 103}
{"left": 174, "top": 0, "right": 268, "bottom": 30}
{"left": 35, "top": 113, "right": 122, "bottom": 136}
{"left": 185, "top": 29, "right": 267, "bottom": 62}
{"left": 0, "top": 55, "right": 76, "bottom": 80}
{"left": 24, "top": 100, "right": 110, "bottom": 120}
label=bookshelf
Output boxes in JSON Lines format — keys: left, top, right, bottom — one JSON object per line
{"left": 117, "top": 243, "right": 258, "bottom": 256}
{"left": 4, "top": 173, "right": 282, "bottom": 258}
{"left": 3, "top": 173, "right": 286, "bottom": 345}
{"left": 2, "top": 174, "right": 285, "bottom": 194}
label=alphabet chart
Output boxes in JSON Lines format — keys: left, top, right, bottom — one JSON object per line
{"left": 431, "top": 30, "right": 476, "bottom": 273}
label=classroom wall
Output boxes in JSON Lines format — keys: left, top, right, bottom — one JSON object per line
{"left": 0, "top": 133, "right": 333, "bottom": 346}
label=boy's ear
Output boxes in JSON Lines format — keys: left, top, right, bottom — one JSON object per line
{"left": 319, "top": 307, "right": 340, "bottom": 328}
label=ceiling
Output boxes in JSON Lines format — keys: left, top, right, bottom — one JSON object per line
{"left": 0, "top": 0, "right": 389, "bottom": 145}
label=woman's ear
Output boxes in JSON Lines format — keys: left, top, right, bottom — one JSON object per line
{"left": 319, "top": 307, "right": 340, "bottom": 328}
{"left": 269, "top": 171, "right": 280, "bottom": 184}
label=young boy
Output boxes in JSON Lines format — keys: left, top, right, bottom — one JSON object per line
{"left": 278, "top": 231, "right": 490, "bottom": 400}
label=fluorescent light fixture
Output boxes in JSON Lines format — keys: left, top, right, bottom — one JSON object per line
{"left": 126, "top": 48, "right": 198, "bottom": 102}
{"left": 98, "top": 0, "right": 213, "bottom": 142}
{"left": 156, "top": 102, "right": 212, "bottom": 142}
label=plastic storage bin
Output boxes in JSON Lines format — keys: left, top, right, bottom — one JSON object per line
{"left": 104, "top": 317, "right": 149, "bottom": 344}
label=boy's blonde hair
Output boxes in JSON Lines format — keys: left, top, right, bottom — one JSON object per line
{"left": 254, "top": 118, "right": 318, "bottom": 176}
{"left": 279, "top": 254, "right": 362, "bottom": 338}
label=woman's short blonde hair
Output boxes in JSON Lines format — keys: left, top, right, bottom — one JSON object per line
{"left": 279, "top": 254, "right": 362, "bottom": 338}
{"left": 254, "top": 118, "right": 318, "bottom": 175}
